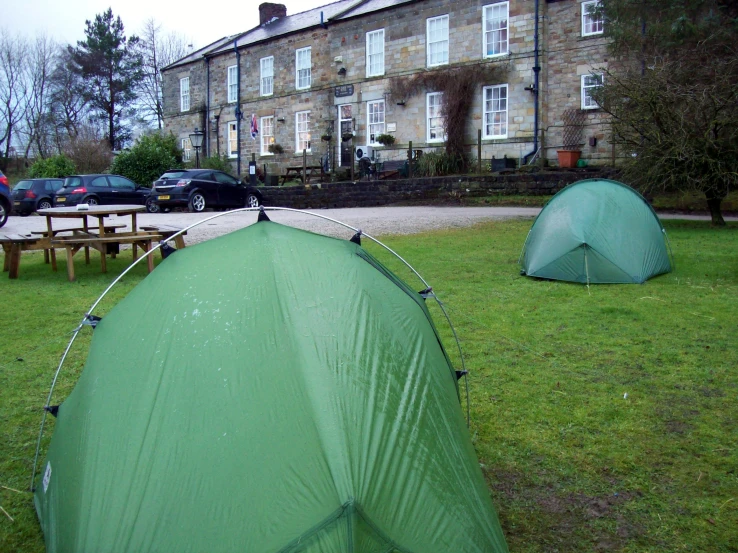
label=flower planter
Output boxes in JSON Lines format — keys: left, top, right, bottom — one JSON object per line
{"left": 557, "top": 150, "right": 581, "bottom": 169}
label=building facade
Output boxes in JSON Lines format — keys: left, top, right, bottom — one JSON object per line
{"left": 162, "top": 0, "right": 611, "bottom": 177}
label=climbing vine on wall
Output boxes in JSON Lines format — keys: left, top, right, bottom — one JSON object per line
{"left": 389, "top": 63, "right": 508, "bottom": 168}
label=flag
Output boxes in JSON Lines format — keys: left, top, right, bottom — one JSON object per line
{"left": 250, "top": 114, "right": 258, "bottom": 140}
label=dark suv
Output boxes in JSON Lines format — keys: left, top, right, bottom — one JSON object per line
{"left": 12, "top": 178, "right": 64, "bottom": 215}
{"left": 54, "top": 174, "right": 151, "bottom": 208}
{"left": 152, "top": 169, "right": 262, "bottom": 213}
{"left": 0, "top": 169, "right": 11, "bottom": 228}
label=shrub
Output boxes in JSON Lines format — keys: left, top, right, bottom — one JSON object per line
{"left": 65, "top": 138, "right": 113, "bottom": 174}
{"left": 415, "top": 150, "right": 467, "bottom": 177}
{"left": 268, "top": 143, "right": 285, "bottom": 154}
{"left": 28, "top": 155, "right": 77, "bottom": 178}
{"left": 375, "top": 134, "right": 396, "bottom": 146}
{"left": 110, "top": 133, "right": 182, "bottom": 186}
{"left": 200, "top": 155, "right": 234, "bottom": 173}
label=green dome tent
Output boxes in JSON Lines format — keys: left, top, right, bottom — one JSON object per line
{"left": 520, "top": 178, "right": 672, "bottom": 284}
{"left": 33, "top": 218, "right": 509, "bottom": 553}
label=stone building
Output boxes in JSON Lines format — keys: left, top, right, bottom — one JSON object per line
{"left": 161, "top": 0, "right": 611, "bottom": 177}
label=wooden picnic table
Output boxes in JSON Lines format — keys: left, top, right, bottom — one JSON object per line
{"left": 37, "top": 205, "right": 161, "bottom": 282}
{"left": 280, "top": 165, "right": 324, "bottom": 185}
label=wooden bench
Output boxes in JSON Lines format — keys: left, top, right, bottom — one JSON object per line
{"left": 378, "top": 160, "right": 407, "bottom": 180}
{"left": 52, "top": 232, "right": 163, "bottom": 282}
{"left": 280, "top": 165, "right": 324, "bottom": 185}
{"left": 31, "top": 224, "right": 127, "bottom": 264}
{"left": 0, "top": 234, "right": 48, "bottom": 279}
{"left": 139, "top": 225, "right": 187, "bottom": 249}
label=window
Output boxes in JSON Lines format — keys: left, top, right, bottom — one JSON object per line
{"left": 366, "top": 29, "right": 385, "bottom": 77}
{"left": 367, "top": 100, "right": 385, "bottom": 144}
{"left": 261, "top": 116, "right": 274, "bottom": 155}
{"left": 483, "top": 2, "right": 509, "bottom": 57}
{"left": 296, "top": 111, "right": 311, "bottom": 152}
{"left": 109, "top": 176, "right": 135, "bottom": 190}
{"left": 260, "top": 56, "right": 274, "bottom": 96}
{"left": 296, "top": 47, "right": 311, "bottom": 89}
{"left": 582, "top": 0, "right": 604, "bottom": 36}
{"left": 427, "top": 15, "right": 449, "bottom": 67}
{"left": 483, "top": 84, "right": 508, "bottom": 138}
{"left": 581, "top": 73, "right": 603, "bottom": 109}
{"left": 181, "top": 138, "right": 192, "bottom": 161}
{"left": 227, "top": 121, "right": 237, "bottom": 158}
{"left": 427, "top": 92, "right": 445, "bottom": 142}
{"left": 227, "top": 65, "right": 238, "bottom": 103}
{"left": 180, "top": 77, "right": 190, "bottom": 112}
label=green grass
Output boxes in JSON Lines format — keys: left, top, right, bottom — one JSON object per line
{"left": 2, "top": 220, "right": 737, "bottom": 552}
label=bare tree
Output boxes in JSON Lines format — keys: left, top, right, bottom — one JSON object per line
{"left": 0, "top": 29, "right": 29, "bottom": 170}
{"left": 19, "top": 34, "right": 57, "bottom": 159}
{"left": 48, "top": 48, "right": 91, "bottom": 151}
{"left": 136, "top": 19, "right": 190, "bottom": 129}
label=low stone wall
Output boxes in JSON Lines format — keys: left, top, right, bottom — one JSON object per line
{"left": 258, "top": 168, "right": 613, "bottom": 209}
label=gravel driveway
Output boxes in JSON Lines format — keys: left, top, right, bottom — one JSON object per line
{"left": 3, "top": 206, "right": 731, "bottom": 246}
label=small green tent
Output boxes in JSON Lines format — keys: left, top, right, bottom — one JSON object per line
{"left": 34, "top": 219, "right": 508, "bottom": 553}
{"left": 520, "top": 178, "right": 671, "bottom": 284}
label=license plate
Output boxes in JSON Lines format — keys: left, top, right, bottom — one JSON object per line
{"left": 14, "top": 201, "right": 20, "bottom": 206}
{"left": 158, "top": 195, "right": 170, "bottom": 200}
{"left": 57, "top": 197, "right": 66, "bottom": 202}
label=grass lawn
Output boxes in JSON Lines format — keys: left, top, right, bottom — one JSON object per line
{"left": 1, "top": 219, "right": 737, "bottom": 552}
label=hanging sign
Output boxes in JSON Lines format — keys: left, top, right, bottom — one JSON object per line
{"left": 335, "top": 85, "right": 354, "bottom": 98}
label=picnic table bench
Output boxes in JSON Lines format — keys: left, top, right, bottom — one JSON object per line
{"left": 0, "top": 234, "right": 46, "bottom": 279}
{"left": 139, "top": 224, "right": 187, "bottom": 249}
{"left": 52, "top": 231, "right": 163, "bottom": 282}
{"left": 280, "top": 165, "right": 324, "bottom": 185}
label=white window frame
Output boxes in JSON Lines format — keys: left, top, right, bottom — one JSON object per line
{"left": 426, "top": 92, "right": 445, "bottom": 143}
{"left": 426, "top": 15, "right": 449, "bottom": 68}
{"left": 227, "top": 65, "right": 238, "bottom": 103}
{"left": 227, "top": 121, "right": 237, "bottom": 158}
{"left": 296, "top": 111, "right": 311, "bottom": 152}
{"left": 367, "top": 100, "right": 385, "bottom": 145}
{"left": 295, "top": 47, "right": 311, "bottom": 90}
{"left": 180, "top": 77, "right": 190, "bottom": 112}
{"left": 260, "top": 116, "right": 274, "bottom": 155}
{"left": 260, "top": 56, "right": 274, "bottom": 96}
{"left": 581, "top": 73, "right": 604, "bottom": 109}
{"left": 483, "top": 2, "right": 509, "bottom": 58}
{"left": 366, "top": 29, "right": 385, "bottom": 77}
{"left": 581, "top": 0, "right": 604, "bottom": 36}
{"left": 181, "top": 138, "right": 192, "bottom": 162}
{"left": 483, "top": 84, "right": 508, "bottom": 139}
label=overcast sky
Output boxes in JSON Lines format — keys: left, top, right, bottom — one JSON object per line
{"left": 4, "top": 0, "right": 329, "bottom": 49}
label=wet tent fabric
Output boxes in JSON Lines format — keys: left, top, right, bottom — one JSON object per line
{"left": 34, "top": 220, "right": 508, "bottom": 553}
{"left": 520, "top": 178, "right": 671, "bottom": 284}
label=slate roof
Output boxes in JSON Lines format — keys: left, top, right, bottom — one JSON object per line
{"left": 163, "top": 0, "right": 417, "bottom": 70}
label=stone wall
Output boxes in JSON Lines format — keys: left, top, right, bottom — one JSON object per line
{"left": 257, "top": 169, "right": 611, "bottom": 209}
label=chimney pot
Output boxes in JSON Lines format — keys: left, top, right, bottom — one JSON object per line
{"left": 259, "top": 3, "right": 287, "bottom": 25}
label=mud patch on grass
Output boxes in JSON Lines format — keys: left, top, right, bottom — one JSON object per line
{"left": 485, "top": 466, "right": 645, "bottom": 552}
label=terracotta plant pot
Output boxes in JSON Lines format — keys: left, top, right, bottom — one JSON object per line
{"left": 557, "top": 150, "right": 582, "bottom": 168}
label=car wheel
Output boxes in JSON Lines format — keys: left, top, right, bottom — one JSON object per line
{"left": 37, "top": 199, "right": 53, "bottom": 211}
{"left": 0, "top": 202, "right": 8, "bottom": 228}
{"left": 188, "top": 192, "right": 206, "bottom": 213}
{"left": 145, "top": 197, "right": 160, "bottom": 213}
{"left": 246, "top": 194, "right": 261, "bottom": 208}
{"left": 85, "top": 197, "right": 99, "bottom": 206}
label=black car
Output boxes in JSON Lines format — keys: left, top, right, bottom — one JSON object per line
{"left": 151, "top": 169, "right": 262, "bottom": 213}
{"left": 54, "top": 174, "right": 152, "bottom": 208}
{"left": 12, "top": 178, "right": 64, "bottom": 215}
{"left": 0, "top": 169, "right": 11, "bottom": 228}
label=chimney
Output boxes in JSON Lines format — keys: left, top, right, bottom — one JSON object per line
{"left": 259, "top": 3, "right": 287, "bottom": 25}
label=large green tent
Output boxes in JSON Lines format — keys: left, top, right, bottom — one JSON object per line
{"left": 520, "top": 178, "right": 672, "bottom": 284}
{"left": 34, "top": 219, "right": 508, "bottom": 553}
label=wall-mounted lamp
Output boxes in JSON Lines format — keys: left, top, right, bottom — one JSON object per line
{"left": 524, "top": 84, "right": 537, "bottom": 93}
{"left": 276, "top": 117, "right": 285, "bottom": 122}
{"left": 337, "top": 67, "right": 347, "bottom": 76}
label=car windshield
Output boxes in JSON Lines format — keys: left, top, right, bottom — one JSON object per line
{"left": 14, "top": 180, "right": 32, "bottom": 190}
{"left": 160, "top": 171, "right": 187, "bottom": 179}
{"left": 64, "top": 177, "right": 83, "bottom": 188}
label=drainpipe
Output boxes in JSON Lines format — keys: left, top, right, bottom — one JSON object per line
{"left": 523, "top": 0, "right": 541, "bottom": 165}
{"left": 206, "top": 56, "right": 211, "bottom": 158}
{"left": 234, "top": 39, "right": 242, "bottom": 177}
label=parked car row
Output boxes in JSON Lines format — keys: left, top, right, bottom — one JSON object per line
{"left": 0, "top": 170, "right": 262, "bottom": 224}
